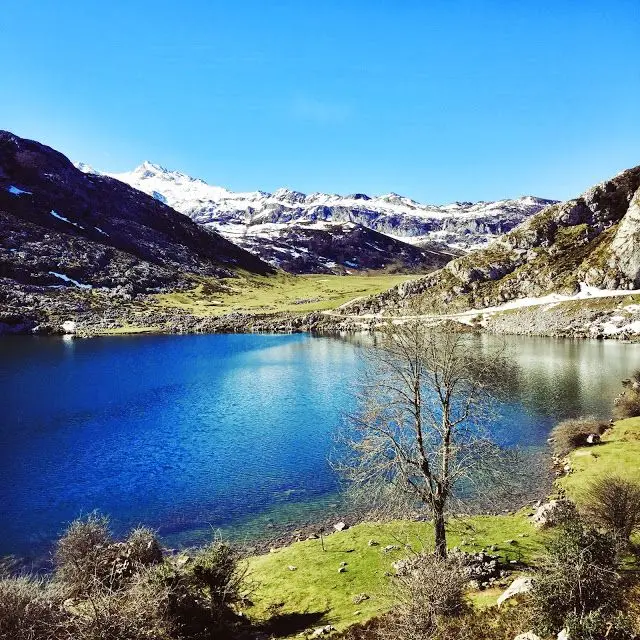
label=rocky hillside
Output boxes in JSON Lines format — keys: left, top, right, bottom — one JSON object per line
{"left": 79, "top": 161, "right": 553, "bottom": 272}
{"left": 342, "top": 165, "right": 640, "bottom": 316}
{"left": 222, "top": 220, "right": 461, "bottom": 274}
{"left": 0, "top": 131, "right": 272, "bottom": 333}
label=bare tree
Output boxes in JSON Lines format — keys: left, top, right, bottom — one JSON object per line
{"left": 334, "top": 320, "right": 511, "bottom": 558}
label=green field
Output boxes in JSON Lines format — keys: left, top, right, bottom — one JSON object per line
{"left": 153, "top": 273, "right": 416, "bottom": 316}
{"left": 559, "top": 417, "right": 640, "bottom": 502}
{"left": 243, "top": 514, "right": 544, "bottom": 634}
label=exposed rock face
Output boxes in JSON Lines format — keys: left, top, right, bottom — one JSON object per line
{"left": 611, "top": 187, "right": 640, "bottom": 286}
{"left": 216, "top": 221, "right": 458, "bottom": 274}
{"left": 340, "top": 165, "right": 640, "bottom": 316}
{"left": 0, "top": 130, "right": 273, "bottom": 332}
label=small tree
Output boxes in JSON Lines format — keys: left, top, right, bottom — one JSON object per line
{"left": 580, "top": 475, "right": 640, "bottom": 543}
{"left": 335, "top": 320, "right": 511, "bottom": 558}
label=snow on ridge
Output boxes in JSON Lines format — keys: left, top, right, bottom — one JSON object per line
{"left": 74, "top": 159, "right": 555, "bottom": 250}
{"left": 7, "top": 185, "right": 32, "bottom": 196}
{"left": 48, "top": 271, "right": 92, "bottom": 289}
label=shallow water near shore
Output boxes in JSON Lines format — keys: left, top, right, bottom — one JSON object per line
{"left": 0, "top": 333, "right": 638, "bottom": 559}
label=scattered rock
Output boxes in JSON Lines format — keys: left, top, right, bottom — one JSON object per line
{"left": 311, "top": 625, "right": 335, "bottom": 637}
{"left": 352, "top": 593, "right": 370, "bottom": 604}
{"left": 497, "top": 576, "right": 534, "bottom": 606}
{"left": 531, "top": 499, "right": 577, "bottom": 529}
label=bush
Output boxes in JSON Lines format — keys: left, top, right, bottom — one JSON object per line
{"left": 580, "top": 475, "right": 640, "bottom": 542}
{"left": 55, "top": 514, "right": 163, "bottom": 597}
{"left": 65, "top": 566, "right": 175, "bottom": 640}
{"left": 550, "top": 416, "right": 608, "bottom": 457}
{"left": 381, "top": 553, "right": 469, "bottom": 639}
{"left": 530, "top": 520, "right": 624, "bottom": 637}
{"left": 0, "top": 576, "right": 64, "bottom": 640}
{"left": 614, "top": 372, "right": 640, "bottom": 420}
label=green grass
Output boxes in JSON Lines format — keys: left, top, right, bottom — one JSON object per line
{"left": 153, "top": 273, "right": 418, "bottom": 317}
{"left": 244, "top": 514, "right": 544, "bottom": 634}
{"left": 559, "top": 417, "right": 640, "bottom": 505}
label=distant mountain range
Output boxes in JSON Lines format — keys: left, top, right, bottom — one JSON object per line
{"left": 77, "top": 161, "right": 555, "bottom": 274}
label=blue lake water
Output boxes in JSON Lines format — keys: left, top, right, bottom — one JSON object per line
{"left": 0, "top": 333, "right": 639, "bottom": 558}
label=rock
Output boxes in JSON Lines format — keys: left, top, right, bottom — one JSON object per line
{"left": 333, "top": 522, "right": 347, "bottom": 532}
{"left": 367, "top": 539, "right": 379, "bottom": 546}
{"left": 531, "top": 499, "right": 577, "bottom": 529}
{"left": 504, "top": 539, "right": 516, "bottom": 545}
{"left": 311, "top": 625, "right": 335, "bottom": 637}
{"left": 557, "top": 630, "right": 569, "bottom": 640}
{"left": 287, "top": 565, "right": 297, "bottom": 571}
{"left": 586, "top": 433, "right": 600, "bottom": 444}
{"left": 611, "top": 186, "right": 640, "bottom": 286}
{"left": 338, "top": 566, "right": 346, "bottom": 573}
{"left": 497, "top": 576, "right": 534, "bottom": 606}
{"left": 307, "top": 533, "right": 319, "bottom": 540}
{"left": 514, "top": 633, "right": 542, "bottom": 640}
{"left": 340, "top": 561, "right": 348, "bottom": 567}
{"left": 61, "top": 320, "right": 76, "bottom": 334}
{"left": 383, "top": 544, "right": 400, "bottom": 553}
{"left": 352, "top": 593, "right": 370, "bottom": 604}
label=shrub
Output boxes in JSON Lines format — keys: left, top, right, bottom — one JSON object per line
{"left": 65, "top": 566, "right": 175, "bottom": 640}
{"left": 55, "top": 514, "right": 163, "bottom": 598}
{"left": 580, "top": 475, "right": 640, "bottom": 542}
{"left": 614, "top": 372, "right": 640, "bottom": 420}
{"left": 54, "top": 512, "right": 113, "bottom": 597}
{"left": 530, "top": 520, "right": 624, "bottom": 637}
{"left": 0, "top": 576, "right": 64, "bottom": 640}
{"left": 550, "top": 416, "right": 608, "bottom": 457}
{"left": 381, "top": 553, "right": 469, "bottom": 639}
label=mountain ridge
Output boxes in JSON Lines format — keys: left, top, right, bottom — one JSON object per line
{"left": 77, "top": 161, "right": 555, "bottom": 273}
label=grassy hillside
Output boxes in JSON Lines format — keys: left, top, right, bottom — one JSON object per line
{"left": 244, "top": 515, "right": 544, "bottom": 633}
{"left": 153, "top": 273, "right": 418, "bottom": 316}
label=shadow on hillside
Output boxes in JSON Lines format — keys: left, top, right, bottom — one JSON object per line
{"left": 256, "top": 610, "right": 330, "bottom": 636}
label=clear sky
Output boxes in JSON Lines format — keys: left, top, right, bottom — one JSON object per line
{"left": 1, "top": 0, "right": 639, "bottom": 202}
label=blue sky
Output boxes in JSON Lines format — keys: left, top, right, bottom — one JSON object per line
{"left": 1, "top": 0, "right": 639, "bottom": 202}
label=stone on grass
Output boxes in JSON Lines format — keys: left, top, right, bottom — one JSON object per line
{"left": 367, "top": 539, "right": 379, "bottom": 546}
{"left": 287, "top": 565, "right": 297, "bottom": 571}
{"left": 531, "top": 499, "right": 576, "bottom": 529}
{"left": 514, "top": 632, "right": 542, "bottom": 640}
{"left": 333, "top": 522, "right": 347, "bottom": 532}
{"left": 497, "top": 576, "right": 534, "bottom": 606}
{"left": 352, "top": 593, "right": 370, "bottom": 604}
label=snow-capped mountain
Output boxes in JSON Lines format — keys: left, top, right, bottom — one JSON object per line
{"left": 77, "top": 161, "right": 555, "bottom": 273}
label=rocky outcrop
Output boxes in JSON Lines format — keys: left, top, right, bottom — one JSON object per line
{"left": 339, "top": 165, "right": 640, "bottom": 316}
{"left": 611, "top": 186, "right": 640, "bottom": 286}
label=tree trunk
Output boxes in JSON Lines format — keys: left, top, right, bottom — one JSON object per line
{"left": 433, "top": 507, "right": 447, "bottom": 558}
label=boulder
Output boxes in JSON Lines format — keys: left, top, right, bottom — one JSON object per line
{"left": 61, "top": 320, "right": 76, "bottom": 334}
{"left": 557, "top": 630, "right": 569, "bottom": 640}
{"left": 514, "top": 633, "right": 542, "bottom": 640}
{"left": 333, "top": 522, "right": 347, "bottom": 532}
{"left": 586, "top": 433, "right": 600, "bottom": 445}
{"left": 531, "top": 499, "right": 576, "bottom": 529}
{"left": 497, "top": 576, "right": 534, "bottom": 606}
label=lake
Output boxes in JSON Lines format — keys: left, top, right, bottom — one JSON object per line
{"left": 0, "top": 333, "right": 638, "bottom": 559}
